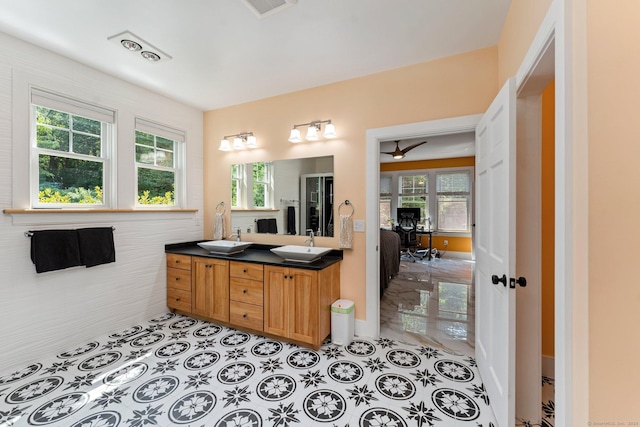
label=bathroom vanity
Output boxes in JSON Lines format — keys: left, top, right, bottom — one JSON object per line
{"left": 165, "top": 242, "right": 342, "bottom": 349}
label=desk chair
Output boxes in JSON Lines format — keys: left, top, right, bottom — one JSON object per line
{"left": 396, "top": 217, "right": 422, "bottom": 262}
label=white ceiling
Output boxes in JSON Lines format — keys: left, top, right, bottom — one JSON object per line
{"left": 0, "top": 0, "right": 511, "bottom": 112}
{"left": 379, "top": 132, "right": 475, "bottom": 163}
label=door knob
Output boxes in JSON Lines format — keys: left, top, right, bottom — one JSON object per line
{"left": 510, "top": 277, "right": 527, "bottom": 288}
{"left": 491, "top": 274, "right": 507, "bottom": 287}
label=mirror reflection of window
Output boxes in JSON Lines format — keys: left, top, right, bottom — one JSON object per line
{"left": 231, "top": 163, "right": 244, "bottom": 208}
{"left": 252, "top": 162, "right": 273, "bottom": 209}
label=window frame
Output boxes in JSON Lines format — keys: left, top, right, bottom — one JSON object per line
{"left": 380, "top": 166, "right": 473, "bottom": 235}
{"left": 398, "top": 173, "right": 429, "bottom": 229}
{"left": 435, "top": 170, "right": 472, "bottom": 232}
{"left": 30, "top": 89, "right": 115, "bottom": 209}
{"left": 230, "top": 163, "right": 245, "bottom": 209}
{"left": 133, "top": 119, "right": 185, "bottom": 209}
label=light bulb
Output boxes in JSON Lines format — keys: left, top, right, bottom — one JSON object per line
{"left": 288, "top": 128, "right": 302, "bottom": 143}
{"left": 306, "top": 125, "right": 319, "bottom": 141}
{"left": 219, "top": 139, "right": 231, "bottom": 151}
{"left": 323, "top": 123, "right": 336, "bottom": 139}
{"left": 246, "top": 134, "right": 257, "bottom": 148}
{"left": 233, "top": 137, "right": 244, "bottom": 150}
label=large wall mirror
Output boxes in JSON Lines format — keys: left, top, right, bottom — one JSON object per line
{"left": 230, "top": 156, "right": 334, "bottom": 237}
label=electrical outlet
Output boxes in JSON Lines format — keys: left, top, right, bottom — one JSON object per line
{"left": 443, "top": 239, "right": 448, "bottom": 246}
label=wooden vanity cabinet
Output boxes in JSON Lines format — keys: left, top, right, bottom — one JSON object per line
{"left": 229, "top": 261, "right": 264, "bottom": 331}
{"left": 264, "top": 263, "right": 340, "bottom": 348}
{"left": 191, "top": 257, "right": 229, "bottom": 322}
{"left": 166, "top": 254, "right": 192, "bottom": 312}
{"left": 166, "top": 251, "right": 340, "bottom": 349}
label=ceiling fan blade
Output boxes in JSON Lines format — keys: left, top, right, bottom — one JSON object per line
{"left": 382, "top": 141, "right": 404, "bottom": 157}
{"left": 400, "top": 140, "right": 428, "bottom": 154}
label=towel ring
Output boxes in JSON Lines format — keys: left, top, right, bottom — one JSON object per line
{"left": 338, "top": 200, "right": 355, "bottom": 217}
{"left": 215, "top": 201, "right": 226, "bottom": 214}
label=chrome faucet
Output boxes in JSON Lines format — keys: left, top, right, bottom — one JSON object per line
{"left": 229, "top": 228, "right": 241, "bottom": 242}
{"left": 304, "top": 229, "right": 315, "bottom": 247}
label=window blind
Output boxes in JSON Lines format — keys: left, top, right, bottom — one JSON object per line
{"left": 135, "top": 118, "right": 185, "bottom": 143}
{"left": 31, "top": 87, "right": 115, "bottom": 123}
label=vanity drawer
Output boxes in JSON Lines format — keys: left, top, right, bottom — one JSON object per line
{"left": 167, "top": 254, "right": 191, "bottom": 271}
{"left": 167, "top": 268, "right": 191, "bottom": 291}
{"left": 230, "top": 277, "right": 263, "bottom": 306}
{"left": 230, "top": 261, "right": 263, "bottom": 281}
{"left": 230, "top": 301, "right": 263, "bottom": 331}
{"left": 167, "top": 287, "right": 191, "bottom": 312}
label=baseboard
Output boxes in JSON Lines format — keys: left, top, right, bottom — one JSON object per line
{"left": 439, "top": 250, "right": 473, "bottom": 260}
{"left": 542, "top": 355, "right": 555, "bottom": 379}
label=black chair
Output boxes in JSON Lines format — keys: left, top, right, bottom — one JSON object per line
{"left": 396, "top": 218, "right": 420, "bottom": 262}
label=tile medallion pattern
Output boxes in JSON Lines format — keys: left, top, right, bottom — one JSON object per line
{"left": 0, "top": 312, "right": 498, "bottom": 426}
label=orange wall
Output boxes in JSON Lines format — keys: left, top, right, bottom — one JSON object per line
{"left": 204, "top": 48, "right": 498, "bottom": 321}
{"left": 541, "top": 81, "right": 555, "bottom": 358}
{"left": 381, "top": 156, "right": 474, "bottom": 253}
{"left": 379, "top": 156, "right": 475, "bottom": 172}
{"left": 587, "top": 0, "right": 640, "bottom": 419}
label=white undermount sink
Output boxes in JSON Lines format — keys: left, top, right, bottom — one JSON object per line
{"left": 197, "top": 240, "right": 253, "bottom": 254}
{"left": 270, "top": 245, "right": 332, "bottom": 263}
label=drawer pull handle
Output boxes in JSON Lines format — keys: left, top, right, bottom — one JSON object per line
{"left": 242, "top": 314, "right": 247, "bottom": 318}
{"left": 175, "top": 277, "right": 179, "bottom": 281}
{"left": 175, "top": 260, "right": 180, "bottom": 264}
{"left": 243, "top": 269, "right": 247, "bottom": 273}
{"left": 176, "top": 298, "right": 180, "bottom": 302}
{"left": 243, "top": 289, "right": 247, "bottom": 294}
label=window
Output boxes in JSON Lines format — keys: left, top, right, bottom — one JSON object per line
{"left": 436, "top": 172, "right": 471, "bottom": 232}
{"left": 399, "top": 174, "right": 428, "bottom": 228}
{"left": 231, "top": 163, "right": 244, "bottom": 208}
{"left": 252, "top": 162, "right": 273, "bottom": 208}
{"left": 134, "top": 118, "right": 184, "bottom": 207}
{"left": 230, "top": 162, "right": 274, "bottom": 209}
{"left": 31, "top": 89, "right": 114, "bottom": 207}
{"left": 379, "top": 167, "right": 473, "bottom": 233}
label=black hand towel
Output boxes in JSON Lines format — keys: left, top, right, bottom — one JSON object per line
{"left": 256, "top": 219, "right": 268, "bottom": 233}
{"left": 30, "top": 230, "right": 82, "bottom": 273}
{"left": 287, "top": 206, "right": 296, "bottom": 235}
{"left": 267, "top": 218, "right": 278, "bottom": 234}
{"left": 77, "top": 227, "right": 115, "bottom": 267}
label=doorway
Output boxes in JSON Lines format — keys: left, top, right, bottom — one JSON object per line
{"left": 363, "top": 36, "right": 558, "bottom": 427}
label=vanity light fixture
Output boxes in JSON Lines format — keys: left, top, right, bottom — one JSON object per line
{"left": 288, "top": 119, "right": 337, "bottom": 143}
{"left": 219, "top": 132, "right": 257, "bottom": 151}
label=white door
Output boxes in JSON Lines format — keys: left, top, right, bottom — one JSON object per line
{"left": 475, "top": 77, "right": 516, "bottom": 427}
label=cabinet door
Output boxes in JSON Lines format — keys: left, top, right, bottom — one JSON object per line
{"left": 264, "top": 266, "right": 288, "bottom": 337}
{"left": 288, "top": 268, "right": 318, "bottom": 345}
{"left": 192, "top": 257, "right": 229, "bottom": 322}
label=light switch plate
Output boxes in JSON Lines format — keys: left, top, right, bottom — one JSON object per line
{"left": 354, "top": 219, "right": 365, "bottom": 232}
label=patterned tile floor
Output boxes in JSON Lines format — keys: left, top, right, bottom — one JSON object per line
{"left": 0, "top": 312, "right": 498, "bottom": 427}
{"left": 381, "top": 256, "right": 555, "bottom": 427}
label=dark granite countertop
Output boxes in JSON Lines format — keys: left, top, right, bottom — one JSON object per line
{"left": 165, "top": 241, "right": 343, "bottom": 270}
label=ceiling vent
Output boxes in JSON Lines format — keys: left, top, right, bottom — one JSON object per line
{"left": 240, "top": 0, "right": 297, "bottom": 19}
{"left": 107, "top": 31, "right": 172, "bottom": 63}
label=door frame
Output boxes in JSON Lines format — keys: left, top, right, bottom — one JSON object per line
{"left": 364, "top": 114, "right": 482, "bottom": 340}
{"left": 363, "top": 0, "right": 588, "bottom": 424}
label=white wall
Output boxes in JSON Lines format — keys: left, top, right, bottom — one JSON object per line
{"left": 0, "top": 33, "right": 204, "bottom": 371}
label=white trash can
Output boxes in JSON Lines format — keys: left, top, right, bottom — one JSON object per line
{"left": 331, "top": 299, "right": 354, "bottom": 346}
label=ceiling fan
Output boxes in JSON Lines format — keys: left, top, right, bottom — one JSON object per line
{"left": 382, "top": 140, "right": 429, "bottom": 160}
